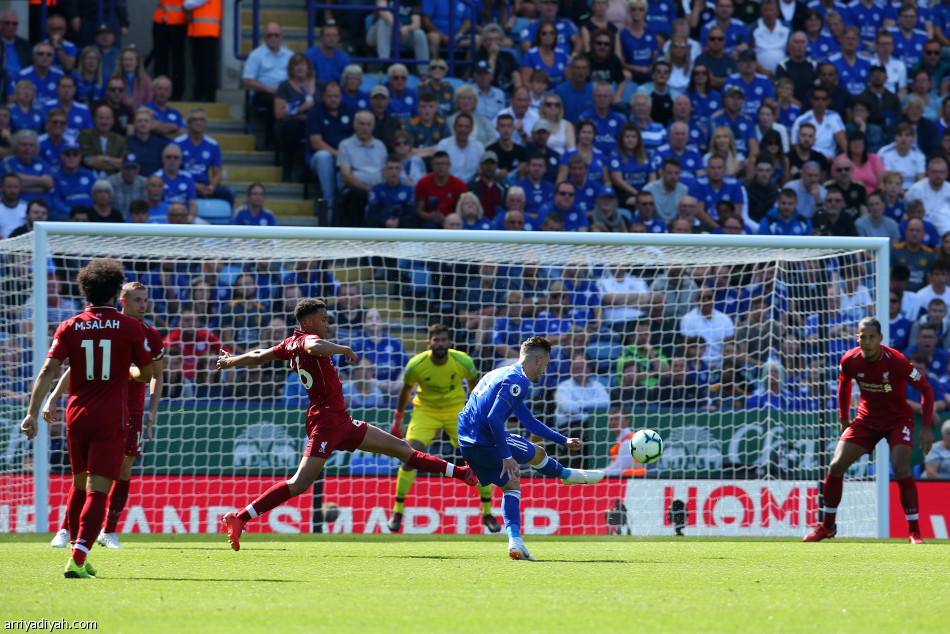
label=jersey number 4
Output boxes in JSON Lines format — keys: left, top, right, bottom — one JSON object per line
{"left": 80, "top": 339, "right": 112, "bottom": 380}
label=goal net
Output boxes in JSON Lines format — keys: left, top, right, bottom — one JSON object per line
{"left": 0, "top": 225, "right": 891, "bottom": 537}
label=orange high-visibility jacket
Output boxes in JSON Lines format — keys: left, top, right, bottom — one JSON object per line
{"left": 187, "top": 0, "right": 221, "bottom": 38}
{"left": 153, "top": 0, "right": 186, "bottom": 26}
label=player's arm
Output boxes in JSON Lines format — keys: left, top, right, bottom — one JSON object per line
{"left": 130, "top": 361, "right": 153, "bottom": 383}
{"left": 21, "top": 358, "right": 64, "bottom": 440}
{"left": 305, "top": 337, "right": 358, "bottom": 365}
{"left": 908, "top": 364, "right": 936, "bottom": 453}
{"left": 837, "top": 364, "right": 853, "bottom": 433}
{"left": 41, "top": 366, "right": 71, "bottom": 423}
{"left": 147, "top": 357, "right": 164, "bottom": 440}
{"left": 216, "top": 347, "right": 280, "bottom": 370}
{"left": 513, "top": 400, "right": 571, "bottom": 447}
{"left": 392, "top": 381, "right": 414, "bottom": 438}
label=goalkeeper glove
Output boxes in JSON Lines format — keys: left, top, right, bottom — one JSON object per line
{"left": 391, "top": 411, "right": 404, "bottom": 438}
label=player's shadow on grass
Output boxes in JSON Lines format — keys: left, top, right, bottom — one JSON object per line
{"left": 124, "top": 577, "right": 297, "bottom": 582}
{"left": 541, "top": 558, "right": 637, "bottom": 564}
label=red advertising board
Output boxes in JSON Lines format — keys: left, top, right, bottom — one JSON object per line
{"left": 1, "top": 475, "right": 947, "bottom": 537}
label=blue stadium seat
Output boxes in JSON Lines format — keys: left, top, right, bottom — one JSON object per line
{"left": 196, "top": 199, "right": 233, "bottom": 225}
{"left": 586, "top": 338, "right": 623, "bottom": 376}
{"left": 360, "top": 75, "right": 378, "bottom": 93}
{"left": 443, "top": 77, "right": 465, "bottom": 91}
{"left": 622, "top": 82, "right": 639, "bottom": 106}
{"left": 348, "top": 451, "right": 400, "bottom": 475}
{"left": 500, "top": 46, "right": 523, "bottom": 67}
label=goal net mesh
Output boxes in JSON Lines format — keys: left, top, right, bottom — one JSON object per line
{"left": 0, "top": 230, "right": 885, "bottom": 537}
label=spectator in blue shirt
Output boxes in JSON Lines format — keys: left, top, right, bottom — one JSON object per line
{"left": 73, "top": 45, "right": 106, "bottom": 105}
{"left": 758, "top": 188, "right": 813, "bottom": 235}
{"left": 9, "top": 80, "right": 44, "bottom": 134}
{"left": 125, "top": 107, "right": 168, "bottom": 178}
{"left": 554, "top": 55, "right": 594, "bottom": 123}
{"left": 43, "top": 74, "right": 92, "bottom": 137}
{"left": 305, "top": 23, "right": 351, "bottom": 85}
{"left": 701, "top": 0, "right": 751, "bottom": 55}
{"left": 232, "top": 182, "right": 278, "bottom": 227}
{"left": 38, "top": 109, "right": 69, "bottom": 168}
{"left": 155, "top": 143, "right": 197, "bottom": 221}
{"left": 578, "top": 82, "right": 627, "bottom": 153}
{"left": 517, "top": 152, "right": 557, "bottom": 222}
{"left": 539, "top": 180, "right": 589, "bottom": 231}
{"left": 0, "top": 130, "right": 54, "bottom": 206}
{"left": 307, "top": 81, "right": 355, "bottom": 214}
{"left": 51, "top": 140, "right": 95, "bottom": 221}
{"left": 384, "top": 64, "right": 417, "bottom": 126}
{"left": 565, "top": 154, "right": 602, "bottom": 215}
{"left": 367, "top": 155, "right": 417, "bottom": 228}
{"left": 519, "top": 0, "right": 581, "bottom": 54}
{"left": 12, "top": 42, "right": 64, "bottom": 105}
{"left": 174, "top": 107, "right": 235, "bottom": 207}
{"left": 723, "top": 50, "right": 776, "bottom": 118}
{"left": 710, "top": 85, "right": 759, "bottom": 158}
{"left": 143, "top": 76, "right": 187, "bottom": 140}
{"left": 350, "top": 308, "right": 409, "bottom": 394}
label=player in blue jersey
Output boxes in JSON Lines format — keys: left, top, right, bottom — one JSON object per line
{"left": 457, "top": 336, "right": 604, "bottom": 561}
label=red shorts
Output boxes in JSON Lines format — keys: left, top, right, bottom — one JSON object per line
{"left": 841, "top": 417, "right": 914, "bottom": 452}
{"left": 303, "top": 409, "right": 369, "bottom": 458}
{"left": 67, "top": 428, "right": 126, "bottom": 480}
{"left": 125, "top": 412, "right": 145, "bottom": 457}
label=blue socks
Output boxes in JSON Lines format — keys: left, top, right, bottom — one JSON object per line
{"left": 532, "top": 455, "right": 567, "bottom": 479}
{"left": 502, "top": 490, "right": 521, "bottom": 540}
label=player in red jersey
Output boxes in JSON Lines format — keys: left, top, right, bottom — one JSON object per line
{"left": 21, "top": 259, "right": 153, "bottom": 578}
{"left": 44, "top": 281, "right": 166, "bottom": 550}
{"left": 804, "top": 316, "right": 935, "bottom": 545}
{"left": 216, "top": 298, "right": 480, "bottom": 551}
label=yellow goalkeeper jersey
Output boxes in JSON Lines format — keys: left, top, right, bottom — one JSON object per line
{"left": 404, "top": 349, "right": 478, "bottom": 412}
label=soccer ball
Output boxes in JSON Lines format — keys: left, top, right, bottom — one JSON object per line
{"left": 629, "top": 429, "right": 663, "bottom": 465}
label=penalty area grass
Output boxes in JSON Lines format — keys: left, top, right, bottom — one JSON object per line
{"left": 0, "top": 534, "right": 947, "bottom": 633}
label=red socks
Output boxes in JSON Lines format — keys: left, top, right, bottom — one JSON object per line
{"left": 72, "top": 490, "right": 107, "bottom": 566}
{"left": 104, "top": 479, "right": 131, "bottom": 534}
{"left": 406, "top": 450, "right": 449, "bottom": 476}
{"left": 65, "top": 486, "right": 86, "bottom": 541}
{"left": 897, "top": 476, "right": 921, "bottom": 533}
{"left": 822, "top": 474, "right": 844, "bottom": 528}
{"left": 238, "top": 482, "right": 293, "bottom": 524}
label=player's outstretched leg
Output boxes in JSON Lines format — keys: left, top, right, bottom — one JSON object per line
{"left": 527, "top": 446, "right": 604, "bottom": 485}
{"left": 502, "top": 488, "right": 534, "bottom": 561}
{"left": 224, "top": 455, "right": 325, "bottom": 551}
{"left": 360, "top": 426, "right": 477, "bottom": 486}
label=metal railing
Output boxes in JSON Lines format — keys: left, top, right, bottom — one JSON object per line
{"left": 234, "top": 0, "right": 479, "bottom": 76}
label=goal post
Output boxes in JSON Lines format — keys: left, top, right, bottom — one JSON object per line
{"left": 2, "top": 223, "right": 891, "bottom": 537}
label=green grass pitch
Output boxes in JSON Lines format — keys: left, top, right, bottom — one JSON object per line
{"left": 1, "top": 534, "right": 947, "bottom": 633}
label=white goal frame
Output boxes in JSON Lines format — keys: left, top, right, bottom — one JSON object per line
{"left": 28, "top": 223, "right": 891, "bottom": 537}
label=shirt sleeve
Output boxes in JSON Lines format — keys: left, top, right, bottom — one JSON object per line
{"left": 47, "top": 321, "right": 69, "bottom": 361}
{"left": 515, "top": 400, "right": 568, "bottom": 446}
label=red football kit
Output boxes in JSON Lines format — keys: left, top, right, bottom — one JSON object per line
{"left": 837, "top": 345, "right": 934, "bottom": 451}
{"left": 271, "top": 329, "right": 368, "bottom": 457}
{"left": 125, "top": 321, "right": 165, "bottom": 457}
{"left": 48, "top": 306, "right": 152, "bottom": 479}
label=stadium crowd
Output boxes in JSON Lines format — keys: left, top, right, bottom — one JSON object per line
{"left": 4, "top": 1, "right": 950, "bottom": 476}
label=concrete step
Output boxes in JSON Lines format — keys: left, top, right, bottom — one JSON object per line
{"left": 206, "top": 119, "right": 247, "bottom": 134}
{"left": 230, "top": 181, "right": 303, "bottom": 197}
{"left": 170, "top": 101, "right": 231, "bottom": 119}
{"left": 215, "top": 134, "right": 256, "bottom": 152}
{"left": 225, "top": 166, "right": 282, "bottom": 183}
{"left": 224, "top": 151, "right": 276, "bottom": 166}
{"left": 237, "top": 196, "right": 314, "bottom": 217}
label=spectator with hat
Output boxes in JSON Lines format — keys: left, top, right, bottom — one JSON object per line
{"left": 589, "top": 186, "right": 628, "bottom": 232}
{"left": 93, "top": 23, "right": 121, "bottom": 79}
{"left": 368, "top": 85, "right": 401, "bottom": 151}
{"left": 467, "top": 150, "right": 508, "bottom": 219}
{"left": 709, "top": 84, "right": 759, "bottom": 159}
{"left": 106, "top": 152, "right": 147, "bottom": 215}
{"left": 125, "top": 107, "right": 168, "bottom": 177}
{"left": 472, "top": 60, "right": 506, "bottom": 121}
{"left": 51, "top": 140, "right": 95, "bottom": 220}
{"left": 723, "top": 49, "right": 775, "bottom": 118}
{"left": 522, "top": 118, "right": 561, "bottom": 183}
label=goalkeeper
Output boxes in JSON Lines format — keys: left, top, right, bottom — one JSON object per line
{"left": 388, "top": 324, "right": 500, "bottom": 533}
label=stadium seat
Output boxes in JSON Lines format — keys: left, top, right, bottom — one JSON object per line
{"left": 348, "top": 450, "right": 400, "bottom": 476}
{"left": 196, "top": 199, "right": 233, "bottom": 225}
{"left": 622, "top": 82, "right": 639, "bottom": 106}
{"left": 443, "top": 77, "right": 465, "bottom": 91}
{"left": 360, "top": 75, "right": 378, "bottom": 94}
{"left": 586, "top": 338, "right": 622, "bottom": 376}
